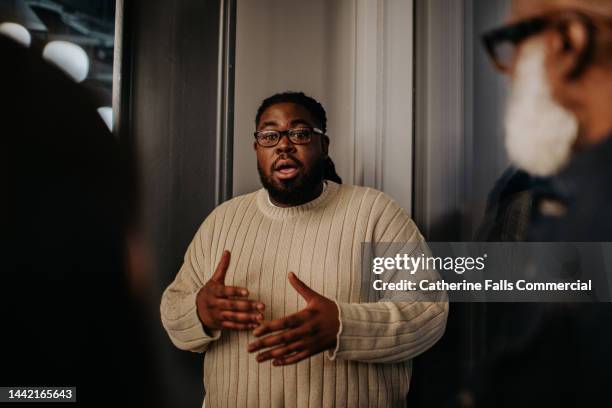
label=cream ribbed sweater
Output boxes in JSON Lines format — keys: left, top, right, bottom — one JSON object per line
{"left": 160, "top": 181, "right": 448, "bottom": 408}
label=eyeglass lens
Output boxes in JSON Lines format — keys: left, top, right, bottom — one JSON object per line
{"left": 256, "top": 129, "right": 313, "bottom": 147}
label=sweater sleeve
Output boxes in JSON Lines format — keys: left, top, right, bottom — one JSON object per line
{"left": 160, "top": 217, "right": 221, "bottom": 353}
{"left": 328, "top": 197, "right": 449, "bottom": 363}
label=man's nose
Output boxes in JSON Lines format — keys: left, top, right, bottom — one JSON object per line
{"left": 275, "top": 134, "right": 297, "bottom": 153}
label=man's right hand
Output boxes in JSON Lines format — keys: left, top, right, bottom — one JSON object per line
{"left": 196, "top": 250, "right": 265, "bottom": 332}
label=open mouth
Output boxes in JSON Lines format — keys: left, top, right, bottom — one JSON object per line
{"left": 273, "top": 159, "right": 301, "bottom": 180}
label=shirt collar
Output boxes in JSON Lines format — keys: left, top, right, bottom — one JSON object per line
{"left": 532, "top": 133, "right": 612, "bottom": 205}
{"left": 553, "top": 133, "right": 612, "bottom": 196}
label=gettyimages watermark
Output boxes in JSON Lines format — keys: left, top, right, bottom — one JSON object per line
{"left": 360, "top": 242, "right": 612, "bottom": 302}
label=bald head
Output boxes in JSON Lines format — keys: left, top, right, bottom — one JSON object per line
{"left": 511, "top": 0, "right": 612, "bottom": 56}
{"left": 505, "top": 0, "right": 612, "bottom": 147}
{"left": 512, "top": 0, "right": 612, "bottom": 21}
{"left": 510, "top": 0, "right": 612, "bottom": 71}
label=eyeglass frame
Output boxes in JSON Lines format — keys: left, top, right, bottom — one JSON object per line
{"left": 253, "top": 127, "right": 326, "bottom": 147}
{"left": 481, "top": 9, "right": 603, "bottom": 73}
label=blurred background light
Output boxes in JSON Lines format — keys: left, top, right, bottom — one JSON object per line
{"left": 97, "top": 106, "right": 112, "bottom": 131}
{"left": 0, "top": 22, "right": 31, "bottom": 47}
{"left": 43, "top": 40, "right": 89, "bottom": 82}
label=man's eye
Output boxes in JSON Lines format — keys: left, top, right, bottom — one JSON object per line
{"left": 291, "top": 129, "right": 311, "bottom": 139}
{"left": 260, "top": 132, "right": 278, "bottom": 141}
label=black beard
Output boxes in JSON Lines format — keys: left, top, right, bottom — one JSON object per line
{"left": 258, "top": 156, "right": 325, "bottom": 206}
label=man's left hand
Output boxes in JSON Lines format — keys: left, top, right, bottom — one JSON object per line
{"left": 248, "top": 272, "right": 339, "bottom": 366}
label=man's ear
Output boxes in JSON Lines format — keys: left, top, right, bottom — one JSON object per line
{"left": 549, "top": 16, "right": 592, "bottom": 80}
{"left": 321, "top": 135, "right": 329, "bottom": 158}
{"left": 253, "top": 141, "right": 258, "bottom": 151}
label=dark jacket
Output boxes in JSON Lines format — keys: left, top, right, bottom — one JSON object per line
{"left": 465, "top": 135, "right": 612, "bottom": 408}
{"left": 529, "top": 134, "right": 612, "bottom": 241}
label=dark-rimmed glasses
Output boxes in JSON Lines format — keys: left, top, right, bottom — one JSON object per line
{"left": 254, "top": 127, "right": 325, "bottom": 148}
{"left": 482, "top": 9, "right": 602, "bottom": 73}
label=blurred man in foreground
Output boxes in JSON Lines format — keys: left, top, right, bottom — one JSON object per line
{"left": 1, "top": 34, "right": 157, "bottom": 407}
{"left": 465, "top": 1, "right": 612, "bottom": 407}
{"left": 484, "top": 0, "right": 612, "bottom": 240}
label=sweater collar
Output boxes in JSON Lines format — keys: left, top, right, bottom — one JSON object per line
{"left": 257, "top": 181, "right": 340, "bottom": 219}
{"left": 266, "top": 181, "right": 328, "bottom": 207}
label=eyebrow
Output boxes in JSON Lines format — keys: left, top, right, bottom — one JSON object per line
{"left": 290, "top": 119, "right": 312, "bottom": 127}
{"left": 259, "top": 118, "right": 314, "bottom": 129}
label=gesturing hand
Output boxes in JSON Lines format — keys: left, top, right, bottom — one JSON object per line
{"left": 248, "top": 272, "right": 340, "bottom": 366}
{"left": 196, "top": 250, "right": 265, "bottom": 331}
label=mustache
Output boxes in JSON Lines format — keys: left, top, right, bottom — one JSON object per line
{"left": 271, "top": 154, "right": 304, "bottom": 171}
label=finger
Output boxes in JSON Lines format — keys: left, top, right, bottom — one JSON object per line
{"left": 272, "top": 350, "right": 311, "bottom": 366}
{"left": 221, "top": 321, "right": 258, "bottom": 331}
{"left": 215, "top": 298, "right": 265, "bottom": 312}
{"left": 255, "top": 341, "right": 306, "bottom": 363}
{"left": 219, "top": 311, "right": 263, "bottom": 324}
{"left": 252, "top": 310, "right": 309, "bottom": 337}
{"left": 288, "top": 272, "right": 316, "bottom": 302}
{"left": 210, "top": 283, "right": 247, "bottom": 298}
{"left": 211, "top": 250, "right": 231, "bottom": 283}
{"left": 248, "top": 327, "right": 304, "bottom": 352}
{"left": 221, "top": 285, "right": 250, "bottom": 298}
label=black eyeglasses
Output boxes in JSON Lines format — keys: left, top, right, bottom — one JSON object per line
{"left": 482, "top": 17, "right": 548, "bottom": 72}
{"left": 482, "top": 9, "right": 599, "bottom": 73}
{"left": 254, "top": 127, "right": 325, "bottom": 147}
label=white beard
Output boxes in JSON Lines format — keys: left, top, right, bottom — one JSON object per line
{"left": 504, "top": 40, "right": 579, "bottom": 177}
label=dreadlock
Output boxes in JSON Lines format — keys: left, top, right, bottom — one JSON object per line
{"left": 255, "top": 91, "right": 342, "bottom": 184}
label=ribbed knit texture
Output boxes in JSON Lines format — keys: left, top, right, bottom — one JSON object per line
{"left": 161, "top": 182, "right": 448, "bottom": 408}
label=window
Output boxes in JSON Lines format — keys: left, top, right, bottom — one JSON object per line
{"left": 1, "top": 0, "right": 116, "bottom": 130}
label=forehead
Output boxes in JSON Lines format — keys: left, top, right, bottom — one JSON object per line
{"left": 511, "top": 0, "right": 593, "bottom": 22}
{"left": 257, "top": 102, "right": 317, "bottom": 128}
{"left": 511, "top": 0, "right": 553, "bottom": 21}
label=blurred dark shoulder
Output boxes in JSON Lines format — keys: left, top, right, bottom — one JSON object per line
{"left": 1, "top": 35, "right": 156, "bottom": 406}
{"left": 528, "top": 134, "right": 612, "bottom": 242}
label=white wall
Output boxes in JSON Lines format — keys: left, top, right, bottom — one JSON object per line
{"left": 233, "top": 0, "right": 414, "bottom": 213}
{"left": 413, "top": 0, "right": 511, "bottom": 239}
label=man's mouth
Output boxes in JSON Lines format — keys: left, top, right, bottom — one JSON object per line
{"left": 273, "top": 159, "right": 301, "bottom": 180}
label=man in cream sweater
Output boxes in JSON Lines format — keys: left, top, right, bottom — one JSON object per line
{"left": 160, "top": 92, "right": 448, "bottom": 407}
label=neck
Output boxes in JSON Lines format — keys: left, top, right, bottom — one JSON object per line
{"left": 573, "top": 74, "right": 612, "bottom": 150}
{"left": 269, "top": 181, "right": 325, "bottom": 208}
